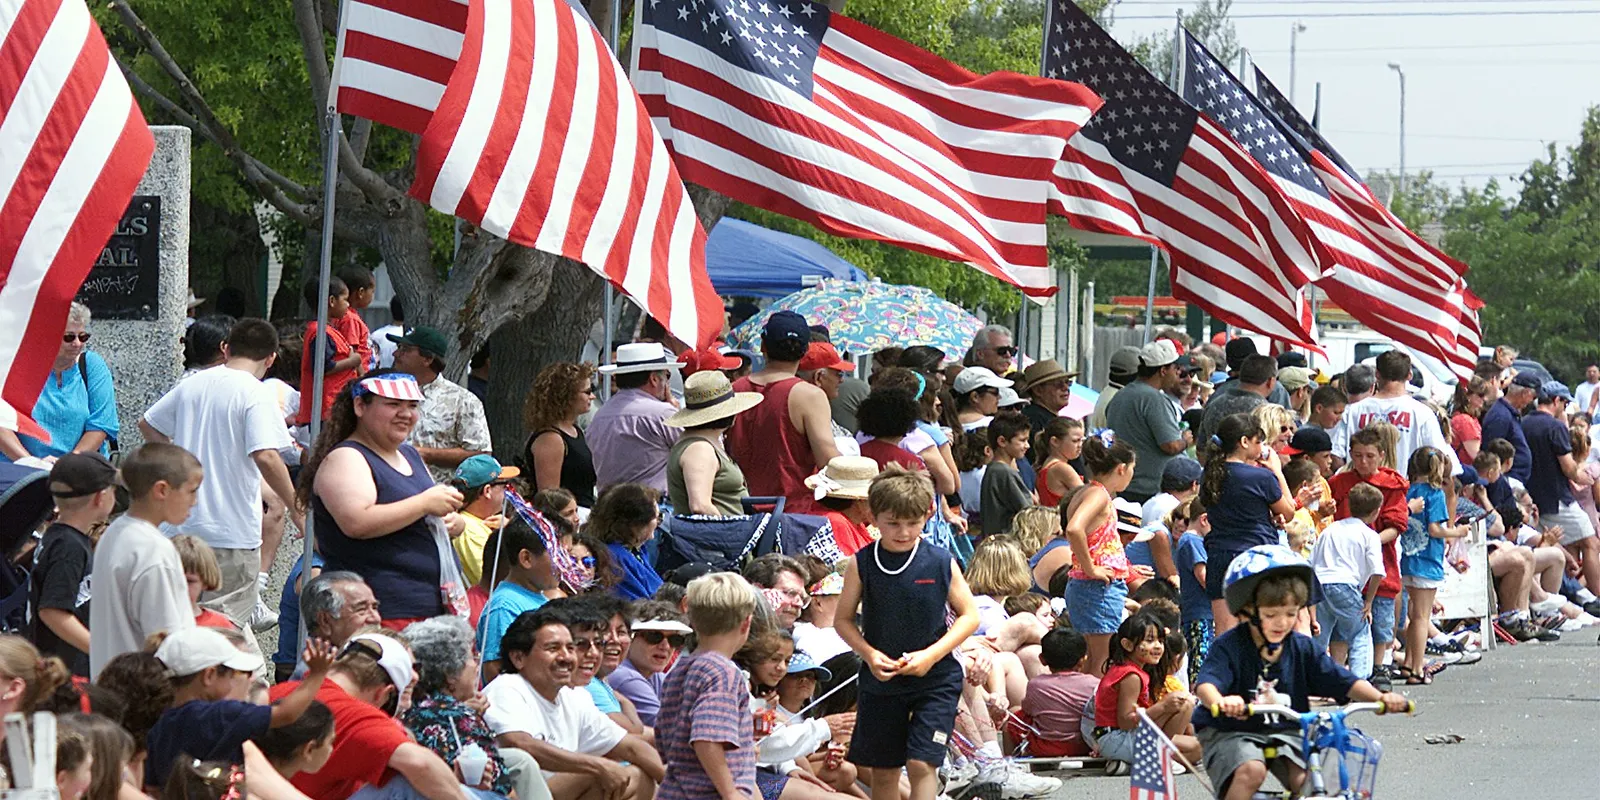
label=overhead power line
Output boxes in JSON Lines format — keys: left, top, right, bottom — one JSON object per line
{"left": 1116, "top": 9, "right": 1600, "bottom": 19}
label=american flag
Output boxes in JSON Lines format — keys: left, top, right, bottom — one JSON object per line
{"left": 0, "top": 0, "right": 154, "bottom": 441}
{"left": 1130, "top": 710, "right": 1178, "bottom": 800}
{"left": 332, "top": 0, "right": 468, "bottom": 133}
{"left": 1043, "top": 2, "right": 1322, "bottom": 346}
{"left": 1175, "top": 34, "right": 1476, "bottom": 379}
{"left": 408, "top": 0, "right": 724, "bottom": 349}
{"left": 506, "top": 490, "right": 588, "bottom": 590}
{"left": 1251, "top": 65, "right": 1481, "bottom": 377}
{"left": 631, "top": 0, "right": 1103, "bottom": 296}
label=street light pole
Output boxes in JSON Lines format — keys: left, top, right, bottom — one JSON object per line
{"left": 1388, "top": 62, "right": 1406, "bottom": 196}
{"left": 1289, "top": 21, "right": 1306, "bottom": 104}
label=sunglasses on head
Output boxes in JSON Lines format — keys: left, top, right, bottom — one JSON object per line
{"left": 639, "top": 631, "right": 687, "bottom": 648}
{"left": 62, "top": 333, "right": 91, "bottom": 343}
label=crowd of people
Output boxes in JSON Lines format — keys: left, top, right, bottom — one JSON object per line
{"left": 0, "top": 280, "right": 1590, "bottom": 800}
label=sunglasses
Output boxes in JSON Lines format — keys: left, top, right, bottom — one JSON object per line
{"left": 570, "top": 637, "right": 602, "bottom": 652}
{"left": 62, "top": 333, "right": 91, "bottom": 343}
{"left": 994, "top": 346, "right": 1018, "bottom": 357}
{"left": 579, "top": 556, "right": 596, "bottom": 568}
{"left": 638, "top": 631, "right": 687, "bottom": 648}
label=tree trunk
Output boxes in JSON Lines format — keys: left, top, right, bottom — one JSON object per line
{"left": 484, "top": 261, "right": 605, "bottom": 463}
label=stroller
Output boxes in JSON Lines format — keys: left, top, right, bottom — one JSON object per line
{"left": 655, "top": 496, "right": 847, "bottom": 576}
{"left": 0, "top": 463, "right": 53, "bottom": 634}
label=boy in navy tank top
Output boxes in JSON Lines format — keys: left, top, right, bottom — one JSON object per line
{"left": 834, "top": 466, "right": 980, "bottom": 800}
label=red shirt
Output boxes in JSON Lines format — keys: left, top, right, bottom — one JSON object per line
{"left": 295, "top": 322, "right": 355, "bottom": 426}
{"left": 726, "top": 376, "right": 819, "bottom": 513}
{"left": 467, "top": 584, "right": 490, "bottom": 629}
{"left": 331, "top": 310, "right": 374, "bottom": 372}
{"left": 194, "top": 609, "right": 236, "bottom": 631}
{"left": 857, "top": 438, "right": 927, "bottom": 472}
{"left": 268, "top": 680, "right": 410, "bottom": 799}
{"left": 1328, "top": 468, "right": 1410, "bottom": 598}
{"left": 823, "top": 510, "right": 873, "bottom": 556}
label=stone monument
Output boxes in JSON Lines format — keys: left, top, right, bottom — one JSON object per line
{"left": 89, "top": 125, "right": 189, "bottom": 450}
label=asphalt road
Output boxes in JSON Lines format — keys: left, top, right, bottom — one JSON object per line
{"left": 1037, "top": 633, "right": 1600, "bottom": 799}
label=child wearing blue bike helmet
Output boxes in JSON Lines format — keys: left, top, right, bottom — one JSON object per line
{"left": 1192, "top": 545, "right": 1410, "bottom": 800}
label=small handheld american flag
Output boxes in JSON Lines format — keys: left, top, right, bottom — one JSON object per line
{"left": 506, "top": 490, "right": 589, "bottom": 591}
{"left": 1131, "top": 709, "right": 1178, "bottom": 800}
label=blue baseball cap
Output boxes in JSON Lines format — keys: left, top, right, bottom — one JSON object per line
{"left": 763, "top": 310, "right": 810, "bottom": 345}
{"left": 1540, "top": 380, "right": 1574, "bottom": 403}
{"left": 786, "top": 651, "right": 832, "bottom": 681}
{"left": 454, "top": 454, "right": 519, "bottom": 488}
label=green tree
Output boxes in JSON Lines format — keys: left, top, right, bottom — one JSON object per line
{"left": 1439, "top": 107, "right": 1600, "bottom": 381}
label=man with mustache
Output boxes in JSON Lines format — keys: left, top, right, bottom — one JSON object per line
{"left": 484, "top": 603, "right": 664, "bottom": 800}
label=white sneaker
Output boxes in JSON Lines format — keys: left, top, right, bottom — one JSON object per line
{"left": 1531, "top": 595, "right": 1565, "bottom": 614}
{"left": 988, "top": 762, "right": 1059, "bottom": 799}
{"left": 249, "top": 600, "right": 279, "bottom": 632}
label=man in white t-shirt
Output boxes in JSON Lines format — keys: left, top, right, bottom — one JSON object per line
{"left": 370, "top": 296, "right": 405, "bottom": 369}
{"left": 139, "top": 319, "right": 297, "bottom": 649}
{"left": 484, "top": 606, "right": 663, "bottom": 800}
{"left": 1574, "top": 364, "right": 1600, "bottom": 418}
{"left": 1331, "top": 350, "right": 1461, "bottom": 477}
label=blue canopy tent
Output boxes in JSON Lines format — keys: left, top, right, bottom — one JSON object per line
{"left": 707, "top": 218, "right": 867, "bottom": 298}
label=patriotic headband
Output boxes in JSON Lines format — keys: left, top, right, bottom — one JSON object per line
{"left": 353, "top": 375, "right": 425, "bottom": 401}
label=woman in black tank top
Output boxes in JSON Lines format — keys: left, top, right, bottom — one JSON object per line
{"left": 522, "top": 363, "right": 598, "bottom": 506}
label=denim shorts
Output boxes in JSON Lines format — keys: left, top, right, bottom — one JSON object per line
{"left": 1094, "top": 727, "right": 1138, "bottom": 763}
{"left": 1065, "top": 578, "right": 1128, "bottom": 634}
{"left": 1370, "top": 594, "right": 1397, "bottom": 645}
{"left": 1317, "top": 583, "right": 1367, "bottom": 645}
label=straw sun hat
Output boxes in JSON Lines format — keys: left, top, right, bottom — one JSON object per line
{"left": 804, "top": 455, "right": 879, "bottom": 501}
{"left": 665, "top": 371, "right": 764, "bottom": 428}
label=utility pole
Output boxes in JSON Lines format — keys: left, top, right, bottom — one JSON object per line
{"left": 1289, "top": 21, "right": 1306, "bottom": 104}
{"left": 1388, "top": 62, "right": 1406, "bottom": 196}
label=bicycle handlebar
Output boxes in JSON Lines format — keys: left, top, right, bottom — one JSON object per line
{"left": 1206, "top": 700, "right": 1416, "bottom": 719}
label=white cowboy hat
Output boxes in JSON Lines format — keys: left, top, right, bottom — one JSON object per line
{"left": 599, "top": 342, "right": 686, "bottom": 375}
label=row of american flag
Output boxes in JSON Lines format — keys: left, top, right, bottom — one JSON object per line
{"left": 6, "top": 0, "right": 1482, "bottom": 446}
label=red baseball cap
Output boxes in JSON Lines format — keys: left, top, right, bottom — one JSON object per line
{"left": 800, "top": 342, "right": 852, "bottom": 372}
{"left": 680, "top": 345, "right": 734, "bottom": 376}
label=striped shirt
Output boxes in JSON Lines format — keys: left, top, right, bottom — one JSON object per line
{"left": 656, "top": 650, "right": 755, "bottom": 800}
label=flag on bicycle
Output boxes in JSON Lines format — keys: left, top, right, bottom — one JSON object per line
{"left": 631, "top": 0, "right": 1103, "bottom": 296}
{"left": 1042, "top": 1, "right": 1321, "bottom": 346}
{"left": 0, "top": 0, "right": 154, "bottom": 441}
{"left": 331, "top": 0, "right": 469, "bottom": 132}
{"left": 1174, "top": 33, "right": 1476, "bottom": 378}
{"left": 410, "top": 0, "right": 724, "bottom": 350}
{"left": 1131, "top": 710, "right": 1178, "bottom": 800}
{"left": 1250, "top": 65, "right": 1478, "bottom": 378}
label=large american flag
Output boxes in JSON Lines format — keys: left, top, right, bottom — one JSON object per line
{"left": 1130, "top": 710, "right": 1178, "bottom": 800}
{"left": 1043, "top": 1, "right": 1321, "bottom": 346}
{"left": 1174, "top": 33, "right": 1476, "bottom": 379}
{"left": 346, "top": 0, "right": 723, "bottom": 349}
{"left": 632, "top": 0, "right": 1103, "bottom": 296}
{"left": 332, "top": 0, "right": 468, "bottom": 133}
{"left": 1250, "top": 65, "right": 1482, "bottom": 376}
{"left": 0, "top": 0, "right": 154, "bottom": 441}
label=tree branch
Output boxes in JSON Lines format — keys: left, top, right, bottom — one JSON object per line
{"left": 289, "top": 0, "right": 404, "bottom": 206}
{"left": 111, "top": 51, "right": 314, "bottom": 224}
{"left": 349, "top": 117, "right": 373, "bottom": 163}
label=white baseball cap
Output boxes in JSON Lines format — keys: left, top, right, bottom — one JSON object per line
{"left": 154, "top": 627, "right": 264, "bottom": 677}
{"left": 345, "top": 633, "right": 416, "bottom": 694}
{"left": 953, "top": 366, "right": 1013, "bottom": 395}
{"left": 1139, "top": 340, "right": 1180, "bottom": 368}
{"left": 631, "top": 619, "right": 693, "bottom": 634}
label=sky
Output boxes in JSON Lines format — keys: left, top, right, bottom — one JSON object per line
{"left": 1098, "top": 0, "right": 1600, "bottom": 191}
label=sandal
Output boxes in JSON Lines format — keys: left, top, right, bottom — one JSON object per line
{"left": 1390, "top": 665, "right": 1417, "bottom": 681}
{"left": 1405, "top": 671, "right": 1433, "bottom": 685}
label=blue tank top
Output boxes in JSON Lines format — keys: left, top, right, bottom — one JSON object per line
{"left": 856, "top": 540, "right": 961, "bottom": 694}
{"left": 312, "top": 441, "right": 444, "bottom": 620}
{"left": 1028, "top": 539, "right": 1073, "bottom": 595}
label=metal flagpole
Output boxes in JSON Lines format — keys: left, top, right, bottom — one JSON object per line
{"left": 1307, "top": 81, "right": 1325, "bottom": 340}
{"left": 1144, "top": 11, "right": 1184, "bottom": 345}
{"left": 600, "top": 0, "right": 625, "bottom": 395}
{"left": 301, "top": 0, "right": 351, "bottom": 650}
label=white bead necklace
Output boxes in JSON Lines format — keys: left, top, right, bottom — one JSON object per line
{"left": 873, "top": 537, "right": 921, "bottom": 576}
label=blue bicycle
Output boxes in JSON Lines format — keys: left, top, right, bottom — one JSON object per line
{"left": 1206, "top": 701, "right": 1414, "bottom": 799}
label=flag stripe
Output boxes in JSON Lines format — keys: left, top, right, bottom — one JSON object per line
{"left": 333, "top": 0, "right": 468, "bottom": 133}
{"left": 0, "top": 0, "right": 153, "bottom": 426}
{"left": 412, "top": 0, "right": 723, "bottom": 349}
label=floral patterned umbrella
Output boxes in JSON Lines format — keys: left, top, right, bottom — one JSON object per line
{"left": 727, "top": 278, "right": 982, "bottom": 357}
